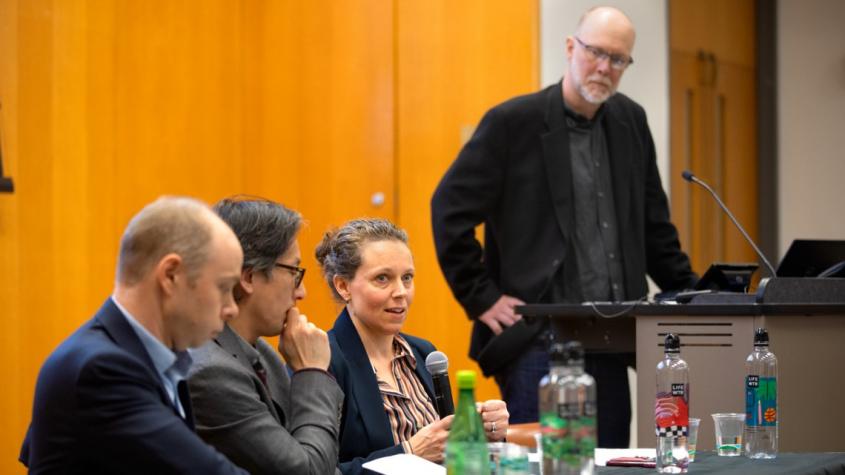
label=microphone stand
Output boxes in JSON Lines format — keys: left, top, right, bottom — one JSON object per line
{"left": 682, "top": 170, "right": 777, "bottom": 277}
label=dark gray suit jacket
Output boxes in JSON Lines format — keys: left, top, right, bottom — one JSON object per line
{"left": 432, "top": 81, "right": 697, "bottom": 374}
{"left": 188, "top": 325, "right": 343, "bottom": 475}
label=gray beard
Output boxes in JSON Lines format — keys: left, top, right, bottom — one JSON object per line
{"left": 577, "top": 81, "right": 615, "bottom": 104}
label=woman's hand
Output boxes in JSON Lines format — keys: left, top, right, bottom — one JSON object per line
{"left": 408, "top": 415, "right": 453, "bottom": 462}
{"left": 477, "top": 399, "right": 509, "bottom": 442}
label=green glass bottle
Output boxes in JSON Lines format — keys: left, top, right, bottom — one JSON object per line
{"left": 446, "top": 370, "right": 490, "bottom": 475}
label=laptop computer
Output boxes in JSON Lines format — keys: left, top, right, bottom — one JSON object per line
{"left": 776, "top": 239, "right": 845, "bottom": 277}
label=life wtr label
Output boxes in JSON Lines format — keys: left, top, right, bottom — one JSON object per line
{"left": 746, "top": 375, "right": 777, "bottom": 427}
{"left": 655, "top": 383, "right": 689, "bottom": 436}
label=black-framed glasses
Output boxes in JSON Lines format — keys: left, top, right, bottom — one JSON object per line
{"left": 275, "top": 263, "right": 306, "bottom": 288}
{"left": 574, "top": 37, "right": 633, "bottom": 71}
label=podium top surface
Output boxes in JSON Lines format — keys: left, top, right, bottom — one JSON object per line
{"left": 519, "top": 278, "right": 845, "bottom": 318}
{"left": 516, "top": 302, "right": 845, "bottom": 318}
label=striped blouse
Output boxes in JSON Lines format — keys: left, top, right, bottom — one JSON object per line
{"left": 375, "top": 335, "right": 439, "bottom": 454}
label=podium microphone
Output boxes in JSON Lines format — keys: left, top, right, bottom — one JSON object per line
{"left": 424, "top": 351, "right": 454, "bottom": 418}
{"left": 681, "top": 170, "right": 777, "bottom": 277}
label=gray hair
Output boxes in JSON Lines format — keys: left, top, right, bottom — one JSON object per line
{"left": 315, "top": 218, "right": 408, "bottom": 302}
{"left": 213, "top": 196, "right": 301, "bottom": 278}
{"left": 116, "top": 196, "right": 213, "bottom": 285}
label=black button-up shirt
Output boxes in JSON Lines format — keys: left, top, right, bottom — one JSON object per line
{"left": 563, "top": 102, "right": 625, "bottom": 302}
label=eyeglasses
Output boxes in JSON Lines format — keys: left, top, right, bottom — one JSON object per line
{"left": 274, "top": 263, "right": 306, "bottom": 288}
{"left": 574, "top": 37, "right": 633, "bottom": 71}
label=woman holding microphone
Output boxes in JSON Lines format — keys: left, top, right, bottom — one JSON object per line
{"left": 316, "top": 218, "right": 509, "bottom": 474}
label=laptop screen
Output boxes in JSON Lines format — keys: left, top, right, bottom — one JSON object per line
{"left": 776, "top": 239, "right": 845, "bottom": 277}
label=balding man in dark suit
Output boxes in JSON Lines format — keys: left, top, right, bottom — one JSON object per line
{"left": 20, "top": 196, "right": 248, "bottom": 474}
{"left": 432, "top": 6, "right": 696, "bottom": 447}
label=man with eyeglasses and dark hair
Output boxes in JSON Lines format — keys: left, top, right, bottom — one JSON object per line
{"left": 432, "top": 6, "right": 696, "bottom": 447}
{"left": 187, "top": 197, "right": 344, "bottom": 475}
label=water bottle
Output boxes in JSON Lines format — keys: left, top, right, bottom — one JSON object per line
{"left": 446, "top": 370, "right": 489, "bottom": 474}
{"left": 744, "top": 328, "right": 778, "bottom": 459}
{"left": 655, "top": 334, "right": 689, "bottom": 473}
{"left": 539, "top": 341, "right": 597, "bottom": 475}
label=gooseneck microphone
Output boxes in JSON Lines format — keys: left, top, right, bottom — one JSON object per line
{"left": 424, "top": 351, "right": 454, "bottom": 418}
{"left": 682, "top": 170, "right": 777, "bottom": 277}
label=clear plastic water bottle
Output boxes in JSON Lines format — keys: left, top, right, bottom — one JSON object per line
{"left": 539, "top": 341, "right": 597, "bottom": 475}
{"left": 744, "top": 328, "right": 778, "bottom": 459}
{"left": 655, "top": 334, "right": 689, "bottom": 473}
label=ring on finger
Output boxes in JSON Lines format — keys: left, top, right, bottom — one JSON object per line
{"left": 491, "top": 421, "right": 497, "bottom": 433}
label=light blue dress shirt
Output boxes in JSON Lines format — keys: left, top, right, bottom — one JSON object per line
{"left": 111, "top": 296, "right": 193, "bottom": 418}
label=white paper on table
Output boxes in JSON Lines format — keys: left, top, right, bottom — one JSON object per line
{"left": 362, "top": 454, "right": 446, "bottom": 475}
{"left": 594, "top": 448, "right": 656, "bottom": 466}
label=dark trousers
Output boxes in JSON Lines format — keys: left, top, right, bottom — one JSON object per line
{"left": 495, "top": 346, "right": 633, "bottom": 448}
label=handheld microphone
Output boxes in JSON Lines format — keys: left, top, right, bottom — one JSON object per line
{"left": 682, "top": 170, "right": 777, "bottom": 277}
{"left": 424, "top": 351, "right": 454, "bottom": 418}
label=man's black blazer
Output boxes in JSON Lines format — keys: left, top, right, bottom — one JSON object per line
{"left": 431, "top": 81, "right": 696, "bottom": 374}
{"left": 20, "top": 298, "right": 246, "bottom": 474}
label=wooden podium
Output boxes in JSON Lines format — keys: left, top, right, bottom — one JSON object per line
{"left": 518, "top": 278, "right": 845, "bottom": 452}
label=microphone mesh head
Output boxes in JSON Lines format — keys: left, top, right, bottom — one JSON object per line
{"left": 425, "top": 351, "right": 448, "bottom": 374}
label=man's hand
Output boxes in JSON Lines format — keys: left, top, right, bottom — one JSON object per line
{"left": 478, "top": 295, "right": 525, "bottom": 335}
{"left": 409, "top": 416, "right": 453, "bottom": 463}
{"left": 278, "top": 307, "right": 331, "bottom": 371}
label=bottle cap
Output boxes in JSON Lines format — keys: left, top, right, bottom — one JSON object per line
{"left": 456, "top": 370, "right": 476, "bottom": 389}
{"left": 664, "top": 333, "right": 681, "bottom": 353}
{"left": 754, "top": 328, "right": 769, "bottom": 346}
{"left": 550, "top": 341, "right": 585, "bottom": 364}
{"left": 549, "top": 342, "right": 566, "bottom": 362}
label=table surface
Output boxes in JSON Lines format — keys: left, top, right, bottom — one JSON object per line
{"left": 594, "top": 451, "right": 845, "bottom": 475}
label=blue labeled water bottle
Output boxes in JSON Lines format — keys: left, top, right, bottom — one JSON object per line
{"left": 744, "top": 328, "right": 778, "bottom": 459}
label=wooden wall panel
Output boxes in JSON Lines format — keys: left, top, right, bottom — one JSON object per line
{"left": 292, "top": 0, "right": 396, "bottom": 332}
{"left": 0, "top": 2, "right": 390, "bottom": 472}
{"left": 0, "top": 0, "right": 21, "bottom": 468}
{"left": 112, "top": 0, "right": 245, "bottom": 207}
{"left": 0, "top": 1, "right": 536, "bottom": 471}
{"left": 669, "top": 0, "right": 758, "bottom": 276}
{"left": 396, "top": 0, "right": 539, "bottom": 402}
{"left": 670, "top": 0, "right": 755, "bottom": 67}
{"left": 236, "top": 0, "right": 398, "bottom": 332}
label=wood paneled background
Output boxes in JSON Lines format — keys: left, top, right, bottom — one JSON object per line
{"left": 669, "top": 0, "right": 758, "bottom": 273}
{"left": 0, "top": 0, "right": 538, "bottom": 471}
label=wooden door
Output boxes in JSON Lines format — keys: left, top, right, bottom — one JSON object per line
{"left": 669, "top": 0, "right": 758, "bottom": 275}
